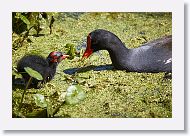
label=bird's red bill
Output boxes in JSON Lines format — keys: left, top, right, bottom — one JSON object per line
{"left": 61, "top": 54, "right": 69, "bottom": 60}
{"left": 82, "top": 34, "right": 93, "bottom": 58}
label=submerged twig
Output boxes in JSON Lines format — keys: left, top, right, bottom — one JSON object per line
{"left": 19, "top": 76, "right": 33, "bottom": 111}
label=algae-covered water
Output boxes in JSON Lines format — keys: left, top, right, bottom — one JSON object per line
{"left": 12, "top": 12, "right": 172, "bottom": 118}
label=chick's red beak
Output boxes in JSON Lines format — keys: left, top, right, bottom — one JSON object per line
{"left": 61, "top": 54, "right": 69, "bottom": 60}
{"left": 82, "top": 34, "right": 93, "bottom": 59}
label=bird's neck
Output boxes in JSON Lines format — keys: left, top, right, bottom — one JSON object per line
{"left": 107, "top": 41, "right": 129, "bottom": 57}
{"left": 49, "top": 62, "right": 58, "bottom": 69}
{"left": 106, "top": 42, "right": 130, "bottom": 69}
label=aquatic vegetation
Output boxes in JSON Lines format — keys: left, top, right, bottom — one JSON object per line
{"left": 12, "top": 12, "right": 172, "bottom": 118}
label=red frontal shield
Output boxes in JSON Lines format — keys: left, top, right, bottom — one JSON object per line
{"left": 82, "top": 34, "right": 93, "bottom": 58}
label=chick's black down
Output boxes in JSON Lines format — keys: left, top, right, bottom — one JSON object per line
{"left": 17, "top": 55, "right": 58, "bottom": 88}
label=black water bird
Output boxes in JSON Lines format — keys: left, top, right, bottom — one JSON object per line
{"left": 17, "top": 51, "right": 69, "bottom": 88}
{"left": 82, "top": 29, "right": 172, "bottom": 73}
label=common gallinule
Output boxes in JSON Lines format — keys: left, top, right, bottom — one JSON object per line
{"left": 82, "top": 29, "right": 172, "bottom": 73}
{"left": 17, "top": 51, "right": 69, "bottom": 88}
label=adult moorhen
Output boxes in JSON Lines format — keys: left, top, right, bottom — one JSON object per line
{"left": 82, "top": 29, "right": 172, "bottom": 73}
{"left": 17, "top": 51, "right": 69, "bottom": 88}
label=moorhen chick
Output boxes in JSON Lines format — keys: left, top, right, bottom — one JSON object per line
{"left": 17, "top": 51, "right": 69, "bottom": 88}
{"left": 82, "top": 29, "right": 172, "bottom": 73}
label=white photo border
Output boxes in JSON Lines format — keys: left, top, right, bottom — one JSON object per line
{"left": 0, "top": 0, "right": 184, "bottom": 130}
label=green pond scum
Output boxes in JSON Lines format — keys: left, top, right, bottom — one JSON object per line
{"left": 12, "top": 12, "right": 172, "bottom": 118}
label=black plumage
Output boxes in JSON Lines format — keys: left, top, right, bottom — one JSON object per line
{"left": 17, "top": 51, "right": 68, "bottom": 88}
{"left": 82, "top": 29, "right": 172, "bottom": 73}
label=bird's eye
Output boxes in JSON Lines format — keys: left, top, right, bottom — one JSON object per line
{"left": 92, "top": 39, "right": 98, "bottom": 45}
